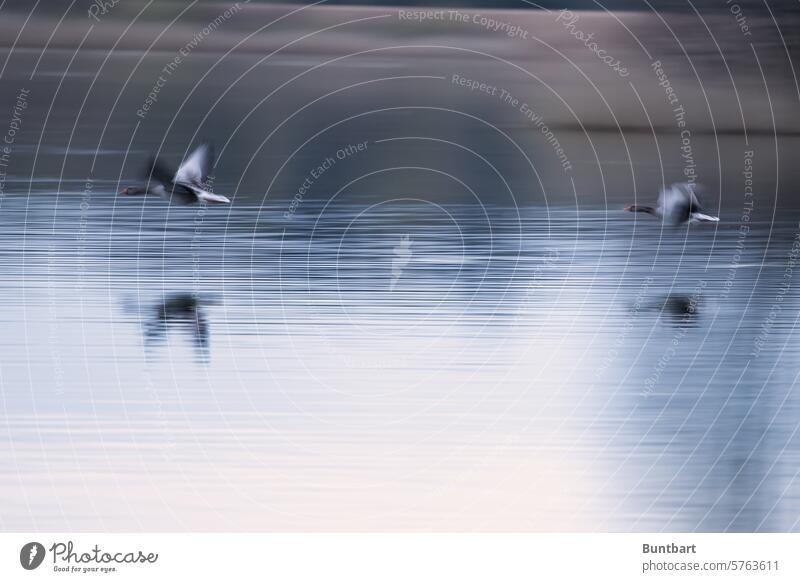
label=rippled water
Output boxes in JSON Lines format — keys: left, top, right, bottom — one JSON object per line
{"left": 3, "top": 188, "right": 800, "bottom": 531}
{"left": 3, "top": 4, "right": 800, "bottom": 532}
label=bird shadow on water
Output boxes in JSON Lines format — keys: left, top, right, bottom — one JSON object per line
{"left": 137, "top": 293, "right": 214, "bottom": 364}
{"left": 654, "top": 294, "right": 702, "bottom": 328}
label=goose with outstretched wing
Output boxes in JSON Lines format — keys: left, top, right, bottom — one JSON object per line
{"left": 625, "top": 182, "right": 718, "bottom": 225}
{"left": 119, "top": 143, "right": 230, "bottom": 205}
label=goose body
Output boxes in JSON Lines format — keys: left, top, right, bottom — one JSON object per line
{"left": 120, "top": 143, "right": 230, "bottom": 205}
{"left": 625, "top": 182, "right": 718, "bottom": 225}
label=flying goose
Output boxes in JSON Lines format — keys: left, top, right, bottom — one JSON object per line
{"left": 625, "top": 182, "right": 718, "bottom": 225}
{"left": 119, "top": 143, "right": 230, "bottom": 205}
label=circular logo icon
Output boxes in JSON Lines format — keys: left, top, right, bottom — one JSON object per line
{"left": 20, "top": 542, "right": 45, "bottom": 570}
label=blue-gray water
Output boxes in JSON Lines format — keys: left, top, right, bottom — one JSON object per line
{"left": 2, "top": 3, "right": 800, "bottom": 531}
{"left": 4, "top": 191, "right": 800, "bottom": 531}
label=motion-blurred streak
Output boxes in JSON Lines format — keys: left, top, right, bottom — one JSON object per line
{"left": 143, "top": 293, "right": 211, "bottom": 363}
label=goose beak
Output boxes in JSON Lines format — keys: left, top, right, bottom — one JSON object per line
{"left": 624, "top": 206, "right": 633, "bottom": 212}
{"left": 119, "top": 187, "right": 130, "bottom": 196}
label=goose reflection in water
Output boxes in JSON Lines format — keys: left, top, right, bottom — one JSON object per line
{"left": 143, "top": 293, "right": 211, "bottom": 362}
{"left": 658, "top": 294, "right": 702, "bottom": 328}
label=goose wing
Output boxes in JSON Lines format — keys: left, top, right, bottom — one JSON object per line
{"left": 142, "top": 156, "right": 194, "bottom": 203}
{"left": 174, "top": 143, "right": 214, "bottom": 185}
{"left": 678, "top": 182, "right": 704, "bottom": 211}
{"left": 166, "top": 184, "right": 200, "bottom": 205}
{"left": 658, "top": 183, "right": 698, "bottom": 225}
{"left": 145, "top": 155, "right": 174, "bottom": 186}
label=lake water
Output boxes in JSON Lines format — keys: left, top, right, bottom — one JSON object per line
{"left": 2, "top": 4, "right": 800, "bottom": 532}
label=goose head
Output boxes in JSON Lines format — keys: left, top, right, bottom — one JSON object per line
{"left": 624, "top": 205, "right": 657, "bottom": 215}
{"left": 119, "top": 186, "right": 150, "bottom": 196}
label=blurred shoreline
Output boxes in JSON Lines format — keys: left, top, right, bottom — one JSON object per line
{"left": 2, "top": 3, "right": 798, "bottom": 137}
